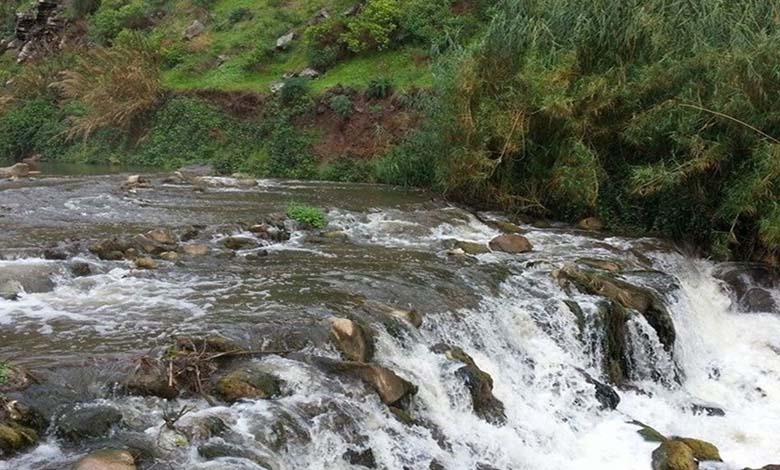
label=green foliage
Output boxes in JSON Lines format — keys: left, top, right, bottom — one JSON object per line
{"left": 0, "top": 98, "right": 67, "bottom": 161}
{"left": 90, "top": 0, "right": 153, "bottom": 44}
{"left": 342, "top": 0, "right": 403, "bottom": 53}
{"left": 414, "top": 0, "right": 780, "bottom": 258}
{"left": 374, "top": 128, "right": 437, "bottom": 187}
{"left": 0, "top": 362, "right": 9, "bottom": 385}
{"left": 279, "top": 77, "right": 311, "bottom": 107}
{"left": 366, "top": 77, "right": 393, "bottom": 99}
{"left": 67, "top": 0, "right": 101, "bottom": 19}
{"left": 287, "top": 203, "right": 327, "bottom": 229}
{"left": 320, "top": 158, "right": 374, "bottom": 183}
{"left": 133, "top": 97, "right": 261, "bottom": 173}
{"left": 329, "top": 94, "right": 353, "bottom": 118}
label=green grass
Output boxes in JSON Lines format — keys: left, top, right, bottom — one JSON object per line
{"left": 287, "top": 203, "right": 327, "bottom": 229}
{"left": 0, "top": 362, "right": 10, "bottom": 385}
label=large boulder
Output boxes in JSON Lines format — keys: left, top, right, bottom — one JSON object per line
{"left": 73, "top": 449, "right": 137, "bottom": 470}
{"left": 0, "top": 264, "right": 56, "bottom": 300}
{"left": 56, "top": 405, "right": 123, "bottom": 442}
{"left": 651, "top": 440, "right": 696, "bottom": 470}
{"left": 671, "top": 437, "right": 721, "bottom": 462}
{"left": 432, "top": 345, "right": 506, "bottom": 425}
{"left": 488, "top": 234, "right": 533, "bottom": 254}
{"left": 715, "top": 263, "right": 779, "bottom": 313}
{"left": 215, "top": 367, "right": 283, "bottom": 403}
{"left": 0, "top": 163, "right": 30, "bottom": 179}
{"left": 314, "top": 358, "right": 416, "bottom": 406}
{"left": 330, "top": 318, "right": 373, "bottom": 362}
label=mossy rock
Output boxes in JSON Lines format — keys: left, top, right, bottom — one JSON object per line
{"left": 454, "top": 240, "right": 492, "bottom": 255}
{"left": 652, "top": 440, "right": 696, "bottom": 470}
{"left": 672, "top": 437, "right": 722, "bottom": 462}
{"left": 215, "top": 368, "right": 283, "bottom": 403}
{"left": 0, "top": 421, "right": 38, "bottom": 457}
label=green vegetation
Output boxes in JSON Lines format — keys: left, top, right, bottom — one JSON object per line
{"left": 0, "top": 362, "right": 10, "bottom": 385}
{"left": 287, "top": 203, "right": 327, "bottom": 229}
{"left": 2, "top": 0, "right": 780, "bottom": 261}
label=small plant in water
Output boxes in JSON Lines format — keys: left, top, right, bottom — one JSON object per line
{"left": 0, "top": 361, "right": 10, "bottom": 385}
{"left": 287, "top": 203, "right": 327, "bottom": 229}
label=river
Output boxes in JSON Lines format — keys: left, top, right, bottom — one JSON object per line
{"left": 0, "top": 168, "right": 778, "bottom": 469}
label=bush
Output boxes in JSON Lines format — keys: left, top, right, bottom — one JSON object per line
{"left": 366, "top": 78, "right": 393, "bottom": 99}
{"left": 279, "top": 77, "right": 311, "bottom": 107}
{"left": 55, "top": 31, "right": 162, "bottom": 140}
{"left": 90, "top": 0, "right": 152, "bottom": 44}
{"left": 329, "top": 94, "right": 353, "bottom": 118}
{"left": 0, "top": 98, "right": 67, "bottom": 161}
{"left": 287, "top": 203, "right": 327, "bottom": 229}
{"left": 67, "top": 0, "right": 101, "bottom": 19}
{"left": 306, "top": 18, "right": 349, "bottom": 70}
{"left": 320, "top": 158, "right": 374, "bottom": 183}
{"left": 342, "top": 0, "right": 403, "bottom": 53}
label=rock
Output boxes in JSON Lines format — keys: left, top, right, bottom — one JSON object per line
{"left": 270, "top": 81, "right": 285, "bottom": 94}
{"left": 362, "top": 301, "right": 423, "bottom": 328}
{"left": 299, "top": 67, "right": 320, "bottom": 78}
{"left": 671, "top": 437, "right": 721, "bottom": 462}
{"left": 276, "top": 31, "right": 295, "bottom": 50}
{"left": 184, "top": 20, "right": 205, "bottom": 40}
{"left": 744, "top": 466, "right": 780, "bottom": 470}
{"left": 579, "top": 258, "right": 622, "bottom": 273}
{"left": 488, "top": 234, "right": 533, "bottom": 254}
{"left": 21, "top": 154, "right": 41, "bottom": 171}
{"left": 432, "top": 345, "right": 506, "bottom": 425}
{"left": 56, "top": 405, "right": 122, "bottom": 442}
{"left": 42, "top": 248, "right": 68, "bottom": 260}
{"left": 714, "top": 263, "right": 779, "bottom": 313}
{"left": 343, "top": 447, "right": 376, "bottom": 468}
{"left": 0, "top": 364, "right": 34, "bottom": 393}
{"left": 122, "top": 175, "right": 150, "bottom": 190}
{"left": 134, "top": 257, "right": 157, "bottom": 270}
{"left": 630, "top": 420, "right": 667, "bottom": 442}
{"left": 342, "top": 4, "right": 362, "bottom": 16}
{"left": 73, "top": 449, "right": 136, "bottom": 470}
{"left": 0, "top": 421, "right": 38, "bottom": 457}
{"left": 691, "top": 403, "right": 725, "bottom": 417}
{"left": 0, "top": 265, "right": 56, "bottom": 299}
{"left": 740, "top": 287, "right": 777, "bottom": 313}
{"left": 224, "top": 236, "right": 257, "bottom": 251}
{"left": 330, "top": 318, "right": 374, "bottom": 363}
{"left": 651, "top": 440, "right": 696, "bottom": 470}
{"left": 454, "top": 240, "right": 491, "bottom": 255}
{"left": 0, "top": 163, "right": 30, "bottom": 179}
{"left": 315, "top": 359, "right": 416, "bottom": 406}
{"left": 197, "top": 440, "right": 274, "bottom": 468}
{"left": 159, "top": 251, "right": 179, "bottom": 262}
{"left": 215, "top": 367, "right": 283, "bottom": 403}
{"left": 69, "top": 262, "right": 92, "bottom": 277}
{"left": 578, "top": 217, "right": 605, "bottom": 231}
{"left": 146, "top": 228, "right": 176, "bottom": 245}
{"left": 579, "top": 369, "right": 620, "bottom": 410}
{"left": 492, "top": 220, "right": 523, "bottom": 234}
{"left": 312, "top": 8, "right": 331, "bottom": 23}
{"left": 183, "top": 243, "right": 209, "bottom": 256}
{"left": 89, "top": 239, "right": 130, "bottom": 261}
{"left": 124, "top": 361, "right": 178, "bottom": 399}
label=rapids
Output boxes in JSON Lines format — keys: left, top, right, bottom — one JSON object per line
{"left": 0, "top": 169, "right": 778, "bottom": 469}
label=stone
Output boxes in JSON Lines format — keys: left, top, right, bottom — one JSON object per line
{"left": 276, "top": 31, "right": 296, "bottom": 50}
{"left": 123, "top": 175, "right": 150, "bottom": 189}
{"left": 740, "top": 287, "right": 777, "bottom": 313}
{"left": 492, "top": 220, "right": 523, "bottom": 234}
{"left": 224, "top": 236, "right": 257, "bottom": 251}
{"left": 42, "top": 248, "right": 67, "bottom": 260}
{"left": 197, "top": 441, "right": 274, "bottom": 467}
{"left": 330, "top": 318, "right": 374, "bottom": 363}
{"left": 89, "top": 239, "right": 130, "bottom": 261}
{"left": 0, "top": 163, "right": 30, "bottom": 179}
{"left": 56, "top": 405, "right": 122, "bottom": 442}
{"left": 159, "top": 251, "right": 179, "bottom": 262}
{"left": 363, "top": 301, "right": 423, "bottom": 328}
{"left": 184, "top": 20, "right": 205, "bottom": 40}
{"left": 578, "top": 258, "right": 622, "bottom": 273}
{"left": 488, "top": 234, "right": 533, "bottom": 254}
{"left": 454, "top": 240, "right": 491, "bottom": 255}
{"left": 0, "top": 265, "right": 56, "bottom": 299}
{"left": 73, "top": 449, "right": 136, "bottom": 470}
{"left": 432, "top": 345, "right": 506, "bottom": 425}
{"left": 343, "top": 447, "right": 376, "bottom": 468}
{"left": 651, "top": 440, "right": 696, "bottom": 470}
{"left": 691, "top": 403, "right": 725, "bottom": 417}
{"left": 146, "top": 228, "right": 176, "bottom": 245}
{"left": 578, "top": 217, "right": 605, "bottom": 231}
{"left": 299, "top": 67, "right": 320, "bottom": 78}
{"left": 671, "top": 437, "right": 721, "bottom": 462}
{"left": 124, "top": 361, "right": 178, "bottom": 399}
{"left": 215, "top": 368, "right": 283, "bottom": 403}
{"left": 0, "top": 421, "right": 38, "bottom": 457}
{"left": 134, "top": 257, "right": 157, "bottom": 270}
{"left": 579, "top": 369, "right": 620, "bottom": 410}
{"left": 0, "top": 364, "right": 34, "bottom": 393}
{"left": 70, "top": 262, "right": 92, "bottom": 277}
{"left": 315, "top": 359, "right": 416, "bottom": 406}
{"left": 183, "top": 243, "right": 209, "bottom": 256}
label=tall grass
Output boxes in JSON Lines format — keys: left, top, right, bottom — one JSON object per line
{"left": 412, "top": 0, "right": 780, "bottom": 260}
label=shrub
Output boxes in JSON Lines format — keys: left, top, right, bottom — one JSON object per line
{"left": 342, "top": 0, "right": 403, "bottom": 53}
{"left": 0, "top": 98, "right": 67, "bottom": 161}
{"left": 306, "top": 18, "right": 348, "bottom": 70}
{"left": 67, "top": 0, "right": 101, "bottom": 19}
{"left": 329, "top": 94, "right": 353, "bottom": 118}
{"left": 90, "top": 0, "right": 152, "bottom": 44}
{"left": 366, "top": 78, "right": 393, "bottom": 99}
{"left": 287, "top": 203, "right": 327, "bottom": 229}
{"left": 54, "top": 31, "right": 162, "bottom": 140}
{"left": 227, "top": 7, "right": 252, "bottom": 24}
{"left": 320, "top": 158, "right": 374, "bottom": 183}
{"left": 279, "top": 77, "right": 311, "bottom": 107}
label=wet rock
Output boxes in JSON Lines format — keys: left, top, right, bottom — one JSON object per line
{"left": 89, "top": 239, "right": 130, "bottom": 261}
{"left": 578, "top": 258, "right": 622, "bottom": 273}
{"left": 146, "top": 228, "right": 177, "bottom": 245}
{"left": 488, "top": 234, "right": 532, "bottom": 254}
{"left": 197, "top": 440, "right": 274, "bottom": 468}
{"left": 134, "top": 257, "right": 157, "bottom": 270}
{"left": 578, "top": 217, "right": 605, "bottom": 231}
{"left": 73, "top": 449, "right": 136, "bottom": 470}
{"left": 215, "top": 367, "right": 283, "bottom": 403}
{"left": 42, "top": 248, "right": 68, "bottom": 260}
{"left": 492, "top": 220, "right": 524, "bottom": 234}
{"left": 124, "top": 360, "right": 178, "bottom": 399}
{"left": 740, "top": 287, "right": 777, "bottom": 313}
{"left": 314, "top": 358, "right": 416, "bottom": 406}
{"left": 744, "top": 466, "right": 780, "bottom": 470}
{"left": 184, "top": 20, "right": 205, "bottom": 40}
{"left": 224, "top": 236, "right": 258, "bottom": 251}
{"left": 0, "top": 265, "right": 56, "bottom": 299}
{"left": 630, "top": 420, "right": 666, "bottom": 442}
{"left": 671, "top": 437, "right": 721, "bottom": 462}
{"left": 652, "top": 440, "right": 696, "bottom": 470}
{"left": 276, "top": 31, "right": 295, "bottom": 50}
{"left": 579, "top": 369, "right": 620, "bottom": 410}
{"left": 299, "top": 67, "right": 320, "bottom": 79}
{"left": 122, "top": 175, "right": 150, "bottom": 190}
{"left": 330, "top": 318, "right": 374, "bottom": 363}
{"left": 70, "top": 261, "right": 92, "bottom": 277}
{"left": 454, "top": 240, "right": 491, "bottom": 255}
{"left": 0, "top": 162, "right": 30, "bottom": 179}
{"left": 432, "top": 345, "right": 506, "bottom": 425}
{"left": 183, "top": 243, "right": 209, "bottom": 256}
{"left": 183, "top": 415, "right": 229, "bottom": 440}
{"left": 159, "top": 251, "right": 179, "bottom": 262}
{"left": 56, "top": 405, "right": 122, "bottom": 442}
{"left": 714, "top": 263, "right": 779, "bottom": 313}
{"left": 0, "top": 421, "right": 38, "bottom": 457}
{"left": 343, "top": 447, "right": 376, "bottom": 468}
{"left": 691, "top": 403, "right": 725, "bottom": 417}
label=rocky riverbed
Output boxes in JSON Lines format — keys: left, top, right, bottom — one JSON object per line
{"left": 0, "top": 167, "right": 778, "bottom": 469}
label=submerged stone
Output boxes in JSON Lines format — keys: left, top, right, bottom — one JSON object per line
{"left": 56, "top": 405, "right": 123, "bottom": 442}
{"left": 215, "top": 368, "right": 283, "bottom": 403}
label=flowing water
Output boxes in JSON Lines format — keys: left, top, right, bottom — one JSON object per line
{"left": 0, "top": 169, "right": 778, "bottom": 469}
